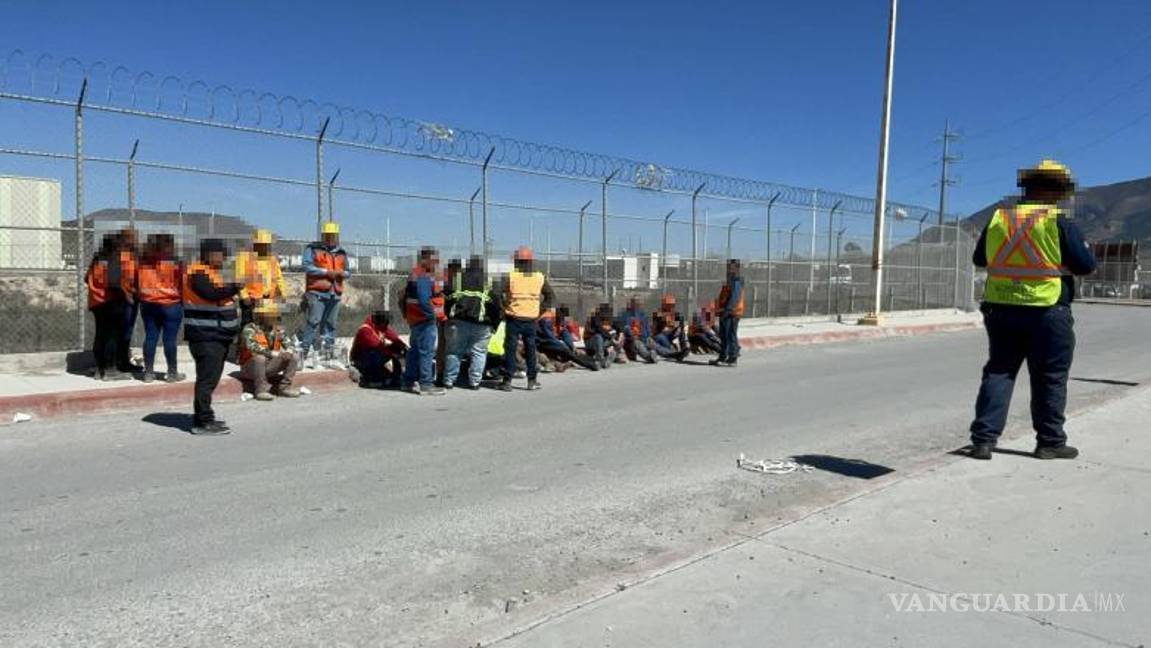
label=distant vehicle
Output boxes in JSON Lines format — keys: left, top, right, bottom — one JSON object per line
{"left": 830, "top": 264, "right": 853, "bottom": 285}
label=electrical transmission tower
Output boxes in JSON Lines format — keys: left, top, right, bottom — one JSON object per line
{"left": 936, "top": 120, "right": 961, "bottom": 232}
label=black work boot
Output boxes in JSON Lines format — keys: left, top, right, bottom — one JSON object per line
{"left": 497, "top": 379, "right": 513, "bottom": 392}
{"left": 969, "top": 444, "right": 994, "bottom": 460}
{"left": 1035, "top": 445, "right": 1079, "bottom": 460}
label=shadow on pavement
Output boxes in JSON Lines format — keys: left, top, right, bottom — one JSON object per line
{"left": 791, "top": 454, "right": 895, "bottom": 479}
{"left": 142, "top": 412, "right": 194, "bottom": 433}
{"left": 1071, "top": 377, "right": 1140, "bottom": 387}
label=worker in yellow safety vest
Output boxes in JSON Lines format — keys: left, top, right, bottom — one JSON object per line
{"left": 235, "top": 228, "right": 286, "bottom": 326}
{"left": 967, "top": 159, "right": 1097, "bottom": 461}
{"left": 497, "top": 246, "right": 554, "bottom": 392}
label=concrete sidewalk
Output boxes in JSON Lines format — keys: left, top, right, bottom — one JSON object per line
{"left": 491, "top": 387, "right": 1150, "bottom": 648}
{"left": 0, "top": 309, "right": 979, "bottom": 422}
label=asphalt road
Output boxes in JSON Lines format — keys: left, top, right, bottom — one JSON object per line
{"left": 1, "top": 304, "right": 1147, "bottom": 648}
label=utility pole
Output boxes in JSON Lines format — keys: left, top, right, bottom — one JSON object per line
{"left": 936, "top": 119, "right": 960, "bottom": 230}
{"left": 860, "top": 0, "right": 898, "bottom": 326}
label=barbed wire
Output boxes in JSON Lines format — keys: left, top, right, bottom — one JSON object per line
{"left": 0, "top": 49, "right": 933, "bottom": 217}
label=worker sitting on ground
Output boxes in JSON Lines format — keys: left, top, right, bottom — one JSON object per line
{"left": 239, "top": 301, "right": 300, "bottom": 400}
{"left": 688, "top": 302, "right": 723, "bottom": 355}
{"left": 583, "top": 303, "right": 624, "bottom": 369}
{"left": 651, "top": 294, "right": 691, "bottom": 361}
{"left": 617, "top": 297, "right": 658, "bottom": 364}
{"left": 350, "top": 310, "right": 407, "bottom": 388}
{"left": 537, "top": 308, "right": 598, "bottom": 372}
{"left": 555, "top": 305, "right": 581, "bottom": 354}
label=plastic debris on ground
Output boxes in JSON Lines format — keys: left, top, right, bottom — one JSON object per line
{"left": 12, "top": 412, "right": 33, "bottom": 423}
{"left": 240, "top": 393, "right": 254, "bottom": 402}
{"left": 298, "top": 386, "right": 312, "bottom": 396}
{"left": 736, "top": 453, "right": 814, "bottom": 475}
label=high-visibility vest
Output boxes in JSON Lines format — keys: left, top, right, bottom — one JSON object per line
{"left": 305, "top": 245, "right": 347, "bottom": 295}
{"left": 487, "top": 320, "right": 506, "bottom": 356}
{"left": 236, "top": 251, "right": 284, "bottom": 301}
{"left": 403, "top": 266, "right": 446, "bottom": 325}
{"left": 447, "top": 272, "right": 492, "bottom": 321}
{"left": 85, "top": 259, "right": 110, "bottom": 308}
{"left": 138, "top": 259, "right": 182, "bottom": 305}
{"left": 983, "top": 204, "right": 1063, "bottom": 307}
{"left": 505, "top": 270, "right": 545, "bottom": 319}
{"left": 238, "top": 324, "right": 283, "bottom": 365}
{"left": 716, "top": 279, "right": 745, "bottom": 317}
{"left": 182, "top": 262, "right": 238, "bottom": 337}
{"left": 119, "top": 251, "right": 137, "bottom": 302}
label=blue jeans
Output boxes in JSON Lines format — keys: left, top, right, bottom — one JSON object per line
{"left": 970, "top": 304, "right": 1075, "bottom": 448}
{"left": 718, "top": 315, "right": 740, "bottom": 362}
{"left": 299, "top": 292, "right": 341, "bottom": 353}
{"left": 443, "top": 320, "right": 492, "bottom": 387}
{"left": 403, "top": 321, "right": 439, "bottom": 388}
{"left": 140, "top": 302, "right": 183, "bottom": 372}
{"left": 503, "top": 317, "right": 538, "bottom": 380}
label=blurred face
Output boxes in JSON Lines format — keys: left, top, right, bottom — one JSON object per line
{"left": 120, "top": 229, "right": 137, "bottom": 250}
{"left": 206, "top": 250, "right": 225, "bottom": 268}
{"left": 258, "top": 313, "right": 279, "bottom": 329}
{"left": 253, "top": 242, "right": 271, "bottom": 256}
{"left": 322, "top": 232, "right": 339, "bottom": 247}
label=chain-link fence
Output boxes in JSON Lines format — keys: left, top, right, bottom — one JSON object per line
{"left": 0, "top": 50, "right": 979, "bottom": 354}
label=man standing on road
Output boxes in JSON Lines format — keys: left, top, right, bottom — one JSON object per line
{"left": 299, "top": 221, "right": 349, "bottom": 367}
{"left": 443, "top": 255, "right": 499, "bottom": 390}
{"left": 968, "top": 160, "right": 1096, "bottom": 461}
{"left": 710, "top": 259, "right": 745, "bottom": 366}
{"left": 498, "top": 246, "right": 554, "bottom": 392}
{"left": 401, "top": 247, "right": 447, "bottom": 396}
{"left": 184, "top": 238, "right": 241, "bottom": 435}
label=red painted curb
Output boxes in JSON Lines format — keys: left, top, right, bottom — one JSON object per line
{"left": 1, "top": 369, "right": 353, "bottom": 422}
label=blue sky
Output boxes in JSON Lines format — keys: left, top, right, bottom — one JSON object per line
{"left": 2, "top": 0, "right": 1150, "bottom": 256}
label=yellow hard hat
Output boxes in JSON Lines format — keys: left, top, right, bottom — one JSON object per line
{"left": 1019, "top": 159, "right": 1073, "bottom": 186}
{"left": 254, "top": 300, "right": 280, "bottom": 317}
{"left": 321, "top": 221, "right": 340, "bottom": 235}
{"left": 252, "top": 229, "right": 272, "bottom": 245}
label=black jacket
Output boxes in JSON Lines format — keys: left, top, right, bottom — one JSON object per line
{"left": 446, "top": 267, "right": 502, "bottom": 326}
{"left": 184, "top": 268, "right": 241, "bottom": 343}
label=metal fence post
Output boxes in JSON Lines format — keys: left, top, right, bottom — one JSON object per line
{"left": 825, "top": 200, "right": 842, "bottom": 315}
{"left": 917, "top": 211, "right": 928, "bottom": 308}
{"left": 481, "top": 147, "right": 494, "bottom": 261}
{"left": 661, "top": 209, "right": 675, "bottom": 291}
{"left": 952, "top": 218, "right": 961, "bottom": 309}
{"left": 835, "top": 227, "right": 847, "bottom": 316}
{"left": 315, "top": 116, "right": 330, "bottom": 239}
{"left": 577, "top": 200, "right": 592, "bottom": 317}
{"left": 725, "top": 217, "right": 741, "bottom": 262}
{"left": 601, "top": 169, "right": 620, "bottom": 301}
{"left": 468, "top": 186, "right": 481, "bottom": 257}
{"left": 327, "top": 168, "right": 340, "bottom": 222}
{"left": 690, "top": 182, "right": 706, "bottom": 312}
{"left": 127, "top": 139, "right": 138, "bottom": 227}
{"left": 765, "top": 191, "right": 780, "bottom": 318}
{"left": 74, "top": 78, "right": 88, "bottom": 350}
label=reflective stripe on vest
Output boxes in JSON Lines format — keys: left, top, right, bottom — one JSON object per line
{"left": 983, "top": 206, "right": 1063, "bottom": 307}
{"left": 505, "top": 271, "right": 544, "bottom": 319}
{"left": 183, "top": 263, "right": 237, "bottom": 331}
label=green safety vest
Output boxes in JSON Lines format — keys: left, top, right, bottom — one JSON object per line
{"left": 983, "top": 204, "right": 1064, "bottom": 307}
{"left": 487, "top": 320, "right": 506, "bottom": 356}
{"left": 448, "top": 273, "right": 492, "bottom": 320}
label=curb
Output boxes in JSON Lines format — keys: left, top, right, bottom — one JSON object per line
{"left": 738, "top": 320, "right": 980, "bottom": 350}
{"left": 2, "top": 320, "right": 980, "bottom": 424}
{"left": 1, "top": 369, "right": 353, "bottom": 422}
{"left": 1075, "top": 298, "right": 1151, "bottom": 308}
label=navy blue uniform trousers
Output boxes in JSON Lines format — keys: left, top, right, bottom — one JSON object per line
{"left": 969, "top": 303, "right": 1075, "bottom": 448}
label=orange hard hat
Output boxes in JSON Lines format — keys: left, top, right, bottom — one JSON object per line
{"left": 513, "top": 246, "right": 534, "bottom": 261}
